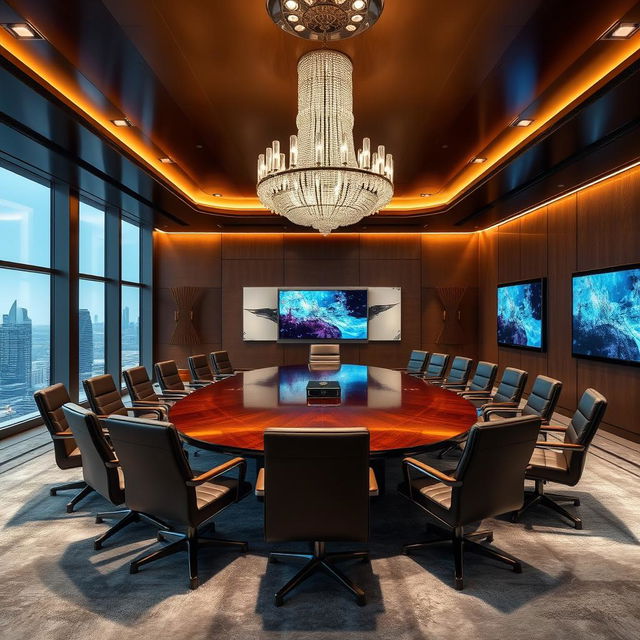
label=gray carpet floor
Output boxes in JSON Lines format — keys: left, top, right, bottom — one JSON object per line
{"left": 1, "top": 423, "right": 640, "bottom": 640}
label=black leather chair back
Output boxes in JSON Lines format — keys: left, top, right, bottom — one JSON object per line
{"left": 210, "top": 351, "right": 234, "bottom": 375}
{"left": 264, "top": 427, "right": 370, "bottom": 543}
{"left": 522, "top": 375, "right": 562, "bottom": 423}
{"left": 406, "top": 350, "right": 429, "bottom": 374}
{"left": 62, "top": 403, "right": 123, "bottom": 505}
{"left": 493, "top": 368, "right": 528, "bottom": 404}
{"left": 445, "top": 356, "right": 473, "bottom": 385}
{"left": 154, "top": 360, "right": 187, "bottom": 392}
{"left": 188, "top": 354, "right": 213, "bottom": 382}
{"left": 468, "top": 361, "right": 498, "bottom": 392}
{"left": 425, "top": 353, "right": 450, "bottom": 378}
{"left": 105, "top": 415, "right": 194, "bottom": 524}
{"left": 453, "top": 416, "right": 541, "bottom": 525}
{"left": 34, "top": 383, "right": 80, "bottom": 469}
{"left": 123, "top": 366, "right": 159, "bottom": 403}
{"left": 564, "top": 388, "right": 607, "bottom": 484}
{"left": 83, "top": 374, "right": 125, "bottom": 415}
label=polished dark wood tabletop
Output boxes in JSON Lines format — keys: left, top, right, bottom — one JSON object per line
{"left": 170, "top": 364, "right": 477, "bottom": 456}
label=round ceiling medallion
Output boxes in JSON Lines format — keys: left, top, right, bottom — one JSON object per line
{"left": 266, "top": 0, "right": 384, "bottom": 41}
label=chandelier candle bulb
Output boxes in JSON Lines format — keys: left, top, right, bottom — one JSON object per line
{"left": 371, "top": 152, "right": 378, "bottom": 174}
{"left": 279, "top": 153, "right": 286, "bottom": 172}
{"left": 362, "top": 137, "right": 371, "bottom": 169}
{"left": 289, "top": 135, "right": 298, "bottom": 167}
{"left": 266, "top": 147, "right": 273, "bottom": 172}
{"left": 257, "top": 154, "right": 265, "bottom": 181}
{"left": 385, "top": 154, "right": 393, "bottom": 181}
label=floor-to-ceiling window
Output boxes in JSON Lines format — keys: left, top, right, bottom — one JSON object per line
{"left": 0, "top": 165, "right": 52, "bottom": 427}
{"left": 0, "top": 159, "right": 153, "bottom": 434}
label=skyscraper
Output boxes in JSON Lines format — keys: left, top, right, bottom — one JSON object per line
{"left": 78, "top": 308, "right": 94, "bottom": 380}
{"left": 0, "top": 300, "right": 32, "bottom": 388}
{"left": 122, "top": 306, "right": 130, "bottom": 329}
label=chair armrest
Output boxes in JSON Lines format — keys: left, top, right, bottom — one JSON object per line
{"left": 52, "top": 430, "right": 75, "bottom": 439}
{"left": 125, "top": 405, "right": 165, "bottom": 419}
{"left": 461, "top": 391, "right": 492, "bottom": 399}
{"left": 255, "top": 467, "right": 379, "bottom": 498}
{"left": 402, "top": 457, "right": 461, "bottom": 487}
{"left": 540, "top": 424, "right": 568, "bottom": 433}
{"left": 105, "top": 458, "right": 120, "bottom": 468}
{"left": 234, "top": 368, "right": 252, "bottom": 372}
{"left": 187, "top": 457, "right": 247, "bottom": 501}
{"left": 535, "top": 441, "right": 585, "bottom": 451}
{"left": 132, "top": 400, "right": 171, "bottom": 413}
{"left": 482, "top": 406, "right": 522, "bottom": 421}
{"left": 441, "top": 382, "right": 466, "bottom": 390}
{"left": 191, "top": 379, "right": 213, "bottom": 385}
{"left": 184, "top": 383, "right": 207, "bottom": 390}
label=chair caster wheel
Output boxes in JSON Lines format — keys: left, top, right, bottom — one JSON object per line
{"left": 455, "top": 578, "right": 464, "bottom": 591}
{"left": 95, "top": 517, "right": 103, "bottom": 524}
{"left": 50, "top": 488, "right": 57, "bottom": 496}
{"left": 157, "top": 532, "right": 165, "bottom": 542}
{"left": 575, "top": 521, "right": 583, "bottom": 530}
{"left": 573, "top": 499, "right": 581, "bottom": 507}
{"left": 129, "top": 564, "right": 138, "bottom": 574}
{"left": 189, "top": 577, "right": 199, "bottom": 590}
{"left": 274, "top": 595, "right": 283, "bottom": 607}
{"left": 269, "top": 556, "right": 278, "bottom": 564}
{"left": 66, "top": 505, "right": 74, "bottom": 514}
{"left": 94, "top": 541, "right": 102, "bottom": 551}
{"left": 510, "top": 513, "right": 519, "bottom": 523}
{"left": 513, "top": 563, "right": 523, "bottom": 574}
{"left": 356, "top": 595, "right": 366, "bottom": 606}
{"left": 362, "top": 556, "right": 370, "bottom": 564}
{"left": 241, "top": 543, "right": 248, "bottom": 553}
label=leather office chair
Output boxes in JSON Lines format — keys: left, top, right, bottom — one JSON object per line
{"left": 104, "top": 414, "right": 251, "bottom": 589}
{"left": 154, "top": 360, "right": 208, "bottom": 396}
{"left": 442, "top": 360, "right": 498, "bottom": 394}
{"left": 395, "top": 350, "right": 430, "bottom": 375}
{"left": 62, "top": 403, "right": 168, "bottom": 549}
{"left": 422, "top": 353, "right": 451, "bottom": 380}
{"left": 209, "top": 350, "right": 250, "bottom": 376}
{"left": 439, "top": 367, "right": 528, "bottom": 458}
{"left": 308, "top": 344, "right": 341, "bottom": 366}
{"left": 259, "top": 427, "right": 376, "bottom": 606}
{"left": 187, "top": 354, "right": 219, "bottom": 384}
{"left": 428, "top": 356, "right": 473, "bottom": 387}
{"left": 512, "top": 388, "right": 607, "bottom": 529}
{"left": 34, "top": 383, "right": 91, "bottom": 512}
{"left": 401, "top": 415, "right": 541, "bottom": 590}
{"left": 83, "top": 374, "right": 166, "bottom": 419}
{"left": 123, "top": 366, "right": 183, "bottom": 410}
{"left": 483, "top": 375, "right": 562, "bottom": 424}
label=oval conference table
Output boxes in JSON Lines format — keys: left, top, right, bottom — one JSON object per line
{"left": 170, "top": 364, "right": 477, "bottom": 462}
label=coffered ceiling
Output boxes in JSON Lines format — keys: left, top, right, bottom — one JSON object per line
{"left": 1, "top": 0, "right": 639, "bottom": 229}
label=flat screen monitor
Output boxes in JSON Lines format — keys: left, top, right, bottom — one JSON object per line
{"left": 497, "top": 278, "right": 546, "bottom": 351}
{"left": 572, "top": 263, "right": 640, "bottom": 365}
{"left": 278, "top": 289, "right": 368, "bottom": 341}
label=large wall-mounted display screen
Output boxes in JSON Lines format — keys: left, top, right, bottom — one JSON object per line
{"left": 497, "top": 279, "right": 546, "bottom": 351}
{"left": 572, "top": 264, "right": 640, "bottom": 365}
{"left": 278, "top": 289, "right": 368, "bottom": 341}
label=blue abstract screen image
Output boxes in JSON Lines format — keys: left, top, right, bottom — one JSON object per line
{"left": 278, "top": 289, "right": 368, "bottom": 340}
{"left": 497, "top": 280, "right": 544, "bottom": 350}
{"left": 573, "top": 266, "right": 640, "bottom": 364}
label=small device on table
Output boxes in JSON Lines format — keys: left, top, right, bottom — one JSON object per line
{"left": 306, "top": 380, "right": 341, "bottom": 405}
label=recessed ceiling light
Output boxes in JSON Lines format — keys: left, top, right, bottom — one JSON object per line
{"left": 345, "top": 24, "right": 357, "bottom": 31}
{"left": 351, "top": 14, "right": 364, "bottom": 23}
{"left": 212, "top": 193, "right": 223, "bottom": 197}
{"left": 2, "top": 22, "right": 44, "bottom": 40}
{"left": 600, "top": 21, "right": 640, "bottom": 39}
{"left": 294, "top": 24, "right": 305, "bottom": 32}
{"left": 512, "top": 118, "right": 534, "bottom": 127}
{"left": 420, "top": 193, "right": 432, "bottom": 197}
{"left": 352, "top": 0, "right": 366, "bottom": 10}
{"left": 470, "top": 157, "right": 487, "bottom": 164}
{"left": 284, "top": 0, "right": 299, "bottom": 9}
{"left": 111, "top": 118, "right": 132, "bottom": 127}
{"left": 159, "top": 157, "right": 175, "bottom": 164}
{"left": 287, "top": 14, "right": 299, "bottom": 23}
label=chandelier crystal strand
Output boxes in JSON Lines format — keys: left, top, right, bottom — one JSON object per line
{"left": 257, "top": 49, "right": 393, "bottom": 234}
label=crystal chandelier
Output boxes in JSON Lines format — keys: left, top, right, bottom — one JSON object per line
{"left": 257, "top": 50, "right": 393, "bottom": 234}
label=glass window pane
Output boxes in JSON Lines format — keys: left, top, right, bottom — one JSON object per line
{"left": 121, "top": 220, "right": 140, "bottom": 282}
{"left": 0, "top": 166, "right": 50, "bottom": 267}
{"left": 79, "top": 279, "right": 105, "bottom": 400}
{"left": 79, "top": 201, "right": 105, "bottom": 276}
{"left": 121, "top": 285, "right": 140, "bottom": 370}
{"left": 0, "top": 268, "right": 50, "bottom": 427}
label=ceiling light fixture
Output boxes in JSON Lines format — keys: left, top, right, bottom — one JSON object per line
{"left": 257, "top": 50, "right": 393, "bottom": 235}
{"left": 2, "top": 22, "right": 43, "bottom": 40}
{"left": 512, "top": 118, "right": 534, "bottom": 127}
{"left": 212, "top": 193, "right": 223, "bottom": 197}
{"left": 600, "top": 21, "right": 640, "bottom": 40}
{"left": 470, "top": 157, "right": 487, "bottom": 164}
{"left": 111, "top": 118, "right": 132, "bottom": 127}
{"left": 420, "top": 193, "right": 432, "bottom": 197}
{"left": 266, "top": 0, "right": 384, "bottom": 41}
{"left": 159, "top": 157, "right": 175, "bottom": 164}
